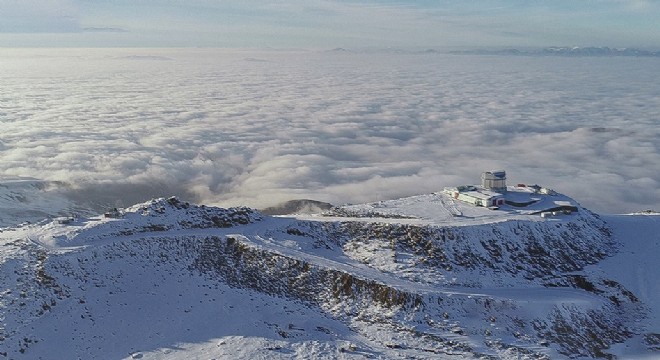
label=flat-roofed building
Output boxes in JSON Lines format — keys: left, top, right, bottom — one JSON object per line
{"left": 444, "top": 187, "right": 505, "bottom": 208}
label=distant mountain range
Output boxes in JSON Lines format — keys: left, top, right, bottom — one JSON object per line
{"left": 449, "top": 46, "right": 660, "bottom": 57}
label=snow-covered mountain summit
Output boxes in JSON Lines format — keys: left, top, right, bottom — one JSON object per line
{"left": 0, "top": 191, "right": 657, "bottom": 359}
{"left": 31, "top": 197, "right": 261, "bottom": 249}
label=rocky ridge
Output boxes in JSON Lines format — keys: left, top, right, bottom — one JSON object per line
{"left": 0, "top": 195, "right": 654, "bottom": 359}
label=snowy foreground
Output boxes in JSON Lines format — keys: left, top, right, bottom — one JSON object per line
{"left": 0, "top": 193, "right": 658, "bottom": 359}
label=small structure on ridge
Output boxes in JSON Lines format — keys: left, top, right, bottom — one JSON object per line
{"left": 444, "top": 185, "right": 505, "bottom": 208}
{"left": 444, "top": 170, "right": 508, "bottom": 209}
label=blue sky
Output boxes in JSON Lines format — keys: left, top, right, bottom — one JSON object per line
{"left": 1, "top": 0, "right": 659, "bottom": 48}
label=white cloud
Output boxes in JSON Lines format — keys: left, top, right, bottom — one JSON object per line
{"left": 0, "top": 48, "right": 658, "bottom": 214}
{"left": 604, "top": 0, "right": 654, "bottom": 12}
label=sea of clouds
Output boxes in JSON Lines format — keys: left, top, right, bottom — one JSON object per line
{"left": 1, "top": 48, "right": 658, "bottom": 214}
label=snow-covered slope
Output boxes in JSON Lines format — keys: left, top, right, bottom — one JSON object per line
{"left": 0, "top": 193, "right": 657, "bottom": 359}
{"left": 589, "top": 214, "right": 660, "bottom": 356}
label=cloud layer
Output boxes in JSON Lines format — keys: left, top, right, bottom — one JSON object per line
{"left": 1, "top": 48, "right": 658, "bottom": 214}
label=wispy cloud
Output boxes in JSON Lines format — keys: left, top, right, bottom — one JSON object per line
{"left": 0, "top": 0, "right": 80, "bottom": 33}
{"left": 83, "top": 27, "right": 128, "bottom": 33}
{"left": 1, "top": 0, "right": 658, "bottom": 47}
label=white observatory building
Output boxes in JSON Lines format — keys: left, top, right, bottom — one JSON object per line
{"left": 481, "top": 170, "right": 507, "bottom": 192}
